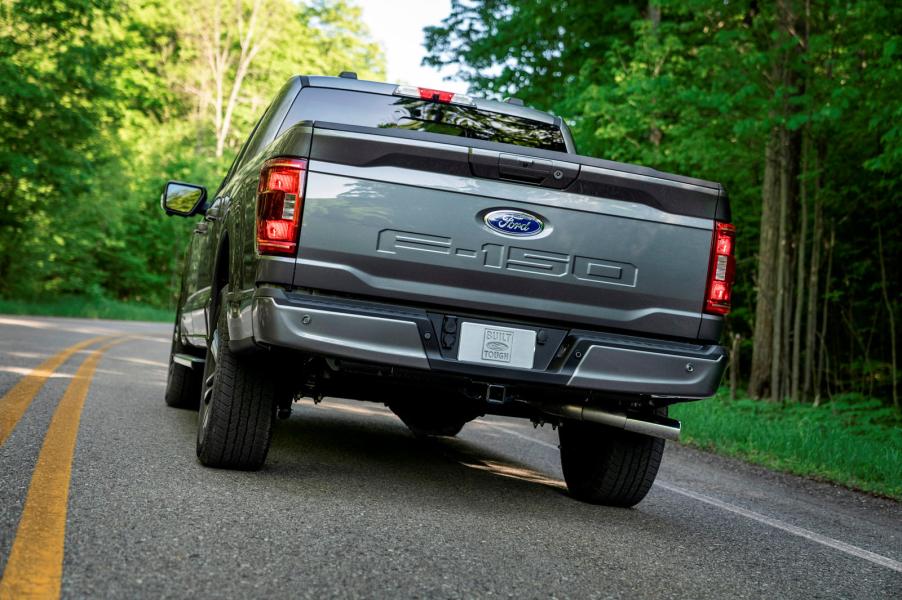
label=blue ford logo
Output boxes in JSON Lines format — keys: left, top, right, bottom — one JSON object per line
{"left": 484, "top": 210, "right": 544, "bottom": 237}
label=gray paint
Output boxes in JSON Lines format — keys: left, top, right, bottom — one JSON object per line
{"left": 568, "top": 344, "right": 725, "bottom": 396}
{"left": 311, "top": 158, "right": 712, "bottom": 228}
{"left": 253, "top": 297, "right": 430, "bottom": 369}
{"left": 170, "top": 74, "right": 730, "bottom": 405}
{"left": 246, "top": 288, "right": 725, "bottom": 397}
{"left": 294, "top": 167, "right": 712, "bottom": 339}
{"left": 305, "top": 126, "right": 721, "bottom": 220}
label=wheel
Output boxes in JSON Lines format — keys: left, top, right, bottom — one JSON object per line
{"left": 389, "top": 403, "right": 468, "bottom": 437}
{"left": 559, "top": 410, "right": 666, "bottom": 507}
{"left": 164, "top": 312, "right": 202, "bottom": 409}
{"left": 196, "top": 286, "right": 276, "bottom": 470}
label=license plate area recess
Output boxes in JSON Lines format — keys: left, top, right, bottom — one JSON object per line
{"left": 425, "top": 313, "right": 568, "bottom": 372}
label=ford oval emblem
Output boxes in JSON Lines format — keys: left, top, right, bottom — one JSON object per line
{"left": 484, "top": 210, "right": 544, "bottom": 237}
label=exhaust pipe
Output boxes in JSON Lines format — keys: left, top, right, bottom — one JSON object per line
{"left": 542, "top": 404, "right": 681, "bottom": 441}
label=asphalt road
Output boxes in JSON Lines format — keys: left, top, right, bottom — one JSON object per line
{"left": 0, "top": 315, "right": 900, "bottom": 599}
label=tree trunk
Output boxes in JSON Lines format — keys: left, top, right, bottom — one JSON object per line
{"left": 0, "top": 177, "right": 20, "bottom": 294}
{"left": 791, "top": 131, "right": 809, "bottom": 402}
{"left": 877, "top": 229, "right": 899, "bottom": 411}
{"left": 814, "top": 226, "right": 835, "bottom": 406}
{"left": 646, "top": 2, "right": 663, "bottom": 150}
{"left": 770, "top": 126, "right": 790, "bottom": 403}
{"left": 216, "top": 0, "right": 266, "bottom": 158}
{"left": 802, "top": 143, "right": 823, "bottom": 398}
{"left": 187, "top": 0, "right": 269, "bottom": 159}
{"left": 748, "top": 127, "right": 782, "bottom": 398}
{"left": 648, "top": 2, "right": 661, "bottom": 30}
{"left": 750, "top": 0, "right": 801, "bottom": 399}
{"left": 211, "top": 0, "right": 225, "bottom": 156}
{"left": 730, "top": 334, "right": 741, "bottom": 401}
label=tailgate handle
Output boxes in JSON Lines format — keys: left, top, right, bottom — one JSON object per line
{"left": 468, "top": 149, "right": 580, "bottom": 189}
{"left": 498, "top": 153, "right": 552, "bottom": 183}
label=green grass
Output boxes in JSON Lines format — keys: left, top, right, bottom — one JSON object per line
{"left": 671, "top": 390, "right": 902, "bottom": 500}
{"left": 0, "top": 296, "right": 173, "bottom": 322}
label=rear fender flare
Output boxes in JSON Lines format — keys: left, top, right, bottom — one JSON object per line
{"left": 205, "top": 231, "right": 231, "bottom": 340}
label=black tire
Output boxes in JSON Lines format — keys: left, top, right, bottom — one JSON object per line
{"left": 559, "top": 410, "right": 666, "bottom": 507}
{"left": 196, "top": 287, "right": 275, "bottom": 470}
{"left": 164, "top": 314, "right": 201, "bottom": 409}
{"left": 389, "top": 404, "right": 467, "bottom": 438}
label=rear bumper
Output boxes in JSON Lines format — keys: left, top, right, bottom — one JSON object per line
{"left": 238, "top": 287, "right": 726, "bottom": 398}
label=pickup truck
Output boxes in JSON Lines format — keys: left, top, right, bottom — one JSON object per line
{"left": 161, "top": 73, "right": 734, "bottom": 507}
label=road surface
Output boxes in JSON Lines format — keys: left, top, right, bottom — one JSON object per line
{"left": 0, "top": 315, "right": 900, "bottom": 598}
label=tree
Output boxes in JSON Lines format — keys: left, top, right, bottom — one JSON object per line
{"left": 424, "top": 0, "right": 902, "bottom": 408}
{"left": 0, "top": 0, "right": 386, "bottom": 305}
{"left": 0, "top": 0, "right": 120, "bottom": 293}
{"left": 424, "top": 0, "right": 644, "bottom": 112}
{"left": 178, "top": 0, "right": 385, "bottom": 158}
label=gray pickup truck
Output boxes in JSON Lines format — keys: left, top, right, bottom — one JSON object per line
{"left": 161, "top": 73, "right": 735, "bottom": 507}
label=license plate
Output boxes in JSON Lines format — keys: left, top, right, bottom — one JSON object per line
{"left": 457, "top": 322, "right": 536, "bottom": 370}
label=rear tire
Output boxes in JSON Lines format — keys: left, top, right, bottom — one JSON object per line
{"left": 196, "top": 287, "right": 275, "bottom": 470}
{"left": 164, "top": 314, "right": 201, "bottom": 409}
{"left": 559, "top": 410, "right": 666, "bottom": 507}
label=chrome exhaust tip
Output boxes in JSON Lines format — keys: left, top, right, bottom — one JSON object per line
{"left": 541, "top": 404, "right": 681, "bottom": 441}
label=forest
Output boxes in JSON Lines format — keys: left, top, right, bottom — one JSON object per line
{"left": 0, "top": 0, "right": 899, "bottom": 418}
{"left": 0, "top": 0, "right": 384, "bottom": 308}
{"left": 423, "top": 0, "right": 901, "bottom": 412}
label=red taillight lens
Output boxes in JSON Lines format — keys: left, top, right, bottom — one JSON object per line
{"left": 256, "top": 158, "right": 307, "bottom": 255}
{"left": 705, "top": 222, "right": 736, "bottom": 315}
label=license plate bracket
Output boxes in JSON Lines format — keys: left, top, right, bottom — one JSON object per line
{"left": 457, "top": 322, "right": 536, "bottom": 370}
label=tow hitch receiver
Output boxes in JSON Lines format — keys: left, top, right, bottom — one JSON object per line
{"left": 486, "top": 384, "right": 507, "bottom": 404}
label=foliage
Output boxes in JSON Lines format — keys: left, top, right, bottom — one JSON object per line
{"left": 0, "top": 0, "right": 385, "bottom": 307}
{"left": 0, "top": 295, "right": 172, "bottom": 322}
{"left": 0, "top": 0, "right": 898, "bottom": 414}
{"left": 671, "top": 390, "right": 902, "bottom": 499}
{"left": 0, "top": 0, "right": 121, "bottom": 293}
{"left": 425, "top": 0, "right": 902, "bottom": 408}
{"left": 424, "top": 0, "right": 645, "bottom": 111}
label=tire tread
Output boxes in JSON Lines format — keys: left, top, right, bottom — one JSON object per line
{"left": 197, "top": 292, "right": 274, "bottom": 470}
{"left": 559, "top": 412, "right": 666, "bottom": 507}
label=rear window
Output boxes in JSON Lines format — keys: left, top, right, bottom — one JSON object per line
{"left": 281, "top": 87, "right": 567, "bottom": 152}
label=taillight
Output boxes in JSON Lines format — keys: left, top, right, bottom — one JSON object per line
{"left": 704, "top": 222, "right": 736, "bottom": 315}
{"left": 393, "top": 85, "right": 474, "bottom": 106}
{"left": 256, "top": 158, "right": 307, "bottom": 255}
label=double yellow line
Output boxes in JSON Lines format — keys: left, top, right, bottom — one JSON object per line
{"left": 0, "top": 335, "right": 131, "bottom": 599}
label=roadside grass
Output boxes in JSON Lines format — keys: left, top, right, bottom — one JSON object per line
{"left": 0, "top": 296, "right": 173, "bottom": 323}
{"left": 671, "top": 390, "right": 902, "bottom": 500}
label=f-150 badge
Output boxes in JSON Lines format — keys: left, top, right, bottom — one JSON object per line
{"left": 377, "top": 229, "right": 638, "bottom": 287}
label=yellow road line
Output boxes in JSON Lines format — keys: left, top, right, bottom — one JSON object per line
{"left": 0, "top": 337, "right": 130, "bottom": 600}
{"left": 0, "top": 336, "right": 110, "bottom": 448}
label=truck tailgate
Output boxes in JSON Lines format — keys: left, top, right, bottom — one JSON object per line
{"left": 290, "top": 126, "right": 718, "bottom": 340}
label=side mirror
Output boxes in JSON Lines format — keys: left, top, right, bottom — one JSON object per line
{"left": 161, "top": 181, "right": 207, "bottom": 217}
